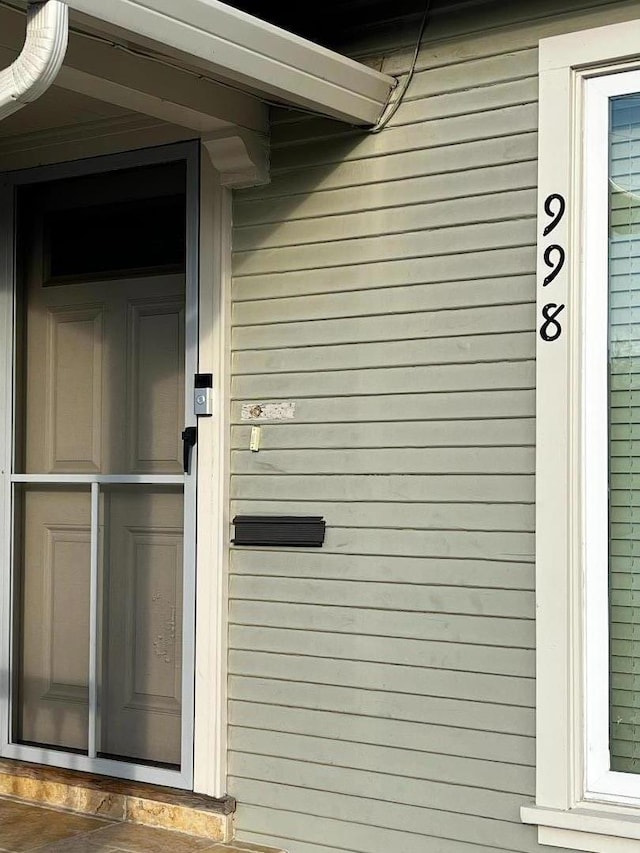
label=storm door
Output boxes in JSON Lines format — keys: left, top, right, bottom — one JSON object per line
{"left": 0, "top": 148, "right": 198, "bottom": 788}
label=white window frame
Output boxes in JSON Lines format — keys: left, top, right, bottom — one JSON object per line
{"left": 521, "top": 18, "right": 640, "bottom": 852}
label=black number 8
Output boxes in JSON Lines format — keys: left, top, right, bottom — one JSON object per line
{"left": 540, "top": 303, "right": 565, "bottom": 342}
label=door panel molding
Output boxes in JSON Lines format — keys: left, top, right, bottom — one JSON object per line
{"left": 127, "top": 296, "right": 185, "bottom": 473}
{"left": 45, "top": 306, "right": 104, "bottom": 473}
{"left": 43, "top": 525, "right": 91, "bottom": 705}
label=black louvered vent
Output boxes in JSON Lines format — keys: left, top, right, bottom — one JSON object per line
{"left": 233, "top": 515, "right": 325, "bottom": 547}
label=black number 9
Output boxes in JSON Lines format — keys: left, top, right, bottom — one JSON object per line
{"left": 543, "top": 193, "right": 566, "bottom": 236}
{"left": 543, "top": 244, "right": 565, "bottom": 287}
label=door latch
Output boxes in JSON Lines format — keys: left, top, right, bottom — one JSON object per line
{"left": 182, "top": 426, "right": 197, "bottom": 473}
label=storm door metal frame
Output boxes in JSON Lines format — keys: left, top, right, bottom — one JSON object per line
{"left": 0, "top": 141, "right": 199, "bottom": 788}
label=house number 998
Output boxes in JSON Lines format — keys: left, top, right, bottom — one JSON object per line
{"left": 540, "top": 193, "right": 566, "bottom": 342}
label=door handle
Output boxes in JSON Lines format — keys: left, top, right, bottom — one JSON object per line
{"left": 182, "top": 426, "right": 197, "bottom": 473}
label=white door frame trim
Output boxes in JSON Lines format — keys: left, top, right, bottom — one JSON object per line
{"left": 0, "top": 140, "right": 227, "bottom": 794}
{"left": 194, "top": 149, "right": 231, "bottom": 798}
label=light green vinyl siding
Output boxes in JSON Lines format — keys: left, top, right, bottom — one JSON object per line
{"left": 228, "top": 1, "right": 640, "bottom": 851}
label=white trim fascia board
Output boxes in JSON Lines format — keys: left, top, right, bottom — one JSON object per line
{"left": 64, "top": 0, "right": 395, "bottom": 125}
{"left": 0, "top": 6, "right": 268, "bottom": 134}
{"left": 540, "top": 18, "right": 640, "bottom": 72}
{"left": 62, "top": 15, "right": 268, "bottom": 133}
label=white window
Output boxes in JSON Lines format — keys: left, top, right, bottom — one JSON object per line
{"left": 522, "top": 18, "right": 640, "bottom": 852}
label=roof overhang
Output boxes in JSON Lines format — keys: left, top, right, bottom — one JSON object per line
{"left": 64, "top": 0, "right": 396, "bottom": 126}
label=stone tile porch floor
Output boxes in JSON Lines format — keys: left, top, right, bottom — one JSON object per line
{"left": 0, "top": 796, "right": 275, "bottom": 853}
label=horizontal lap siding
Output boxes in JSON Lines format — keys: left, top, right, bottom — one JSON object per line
{"left": 228, "top": 2, "right": 638, "bottom": 851}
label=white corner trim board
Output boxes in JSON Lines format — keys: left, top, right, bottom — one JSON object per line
{"left": 0, "top": 0, "right": 68, "bottom": 121}
{"left": 65, "top": 0, "right": 395, "bottom": 125}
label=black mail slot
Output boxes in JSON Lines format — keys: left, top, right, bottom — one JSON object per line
{"left": 233, "top": 515, "right": 325, "bottom": 547}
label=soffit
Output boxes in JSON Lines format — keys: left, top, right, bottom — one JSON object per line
{"left": 63, "top": 0, "right": 395, "bottom": 125}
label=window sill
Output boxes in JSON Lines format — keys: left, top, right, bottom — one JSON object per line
{"left": 521, "top": 805, "right": 640, "bottom": 852}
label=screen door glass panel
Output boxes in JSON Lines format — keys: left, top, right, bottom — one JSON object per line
{"left": 15, "top": 486, "right": 91, "bottom": 753}
{"left": 100, "top": 486, "right": 183, "bottom": 767}
{"left": 13, "top": 162, "right": 188, "bottom": 771}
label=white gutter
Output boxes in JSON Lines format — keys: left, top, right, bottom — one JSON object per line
{"left": 66, "top": 0, "right": 395, "bottom": 125}
{"left": 0, "top": 0, "right": 68, "bottom": 122}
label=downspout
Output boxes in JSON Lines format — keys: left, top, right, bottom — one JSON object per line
{"left": 0, "top": 0, "right": 68, "bottom": 122}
